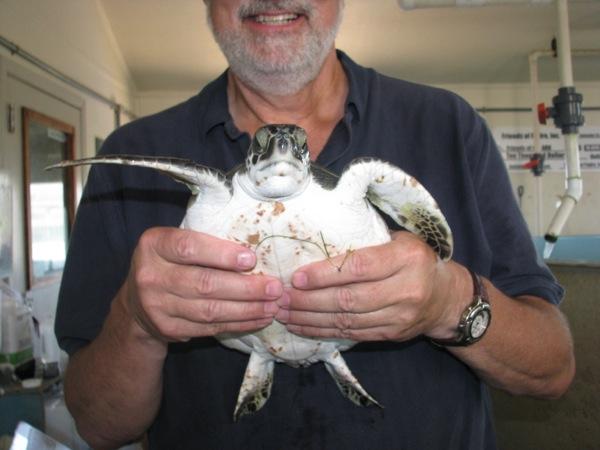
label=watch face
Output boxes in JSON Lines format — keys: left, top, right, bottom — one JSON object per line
{"left": 470, "top": 311, "right": 490, "bottom": 339}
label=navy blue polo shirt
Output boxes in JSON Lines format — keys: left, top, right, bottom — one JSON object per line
{"left": 56, "top": 51, "right": 563, "bottom": 450}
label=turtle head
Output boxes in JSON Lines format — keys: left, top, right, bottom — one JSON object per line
{"left": 243, "top": 124, "right": 310, "bottom": 199}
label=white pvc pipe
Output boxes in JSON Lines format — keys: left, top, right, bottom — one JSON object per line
{"left": 545, "top": 138, "right": 582, "bottom": 241}
{"left": 398, "top": 0, "right": 551, "bottom": 9}
{"left": 544, "top": 0, "right": 582, "bottom": 251}
{"left": 556, "top": 0, "right": 573, "bottom": 87}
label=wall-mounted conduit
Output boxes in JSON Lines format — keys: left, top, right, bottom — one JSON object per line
{"left": 0, "top": 35, "right": 136, "bottom": 129}
{"left": 476, "top": 106, "right": 600, "bottom": 113}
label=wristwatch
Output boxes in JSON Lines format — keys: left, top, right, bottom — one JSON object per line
{"left": 431, "top": 269, "right": 491, "bottom": 347}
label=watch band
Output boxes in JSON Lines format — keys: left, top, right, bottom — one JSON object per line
{"left": 430, "top": 269, "right": 491, "bottom": 347}
{"left": 470, "top": 269, "right": 486, "bottom": 302}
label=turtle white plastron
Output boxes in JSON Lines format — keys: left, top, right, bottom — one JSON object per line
{"left": 48, "top": 124, "right": 453, "bottom": 421}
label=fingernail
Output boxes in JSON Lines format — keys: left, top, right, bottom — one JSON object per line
{"left": 265, "top": 281, "right": 283, "bottom": 298}
{"left": 276, "top": 309, "right": 289, "bottom": 323}
{"left": 258, "top": 317, "right": 273, "bottom": 326}
{"left": 264, "top": 301, "right": 278, "bottom": 315}
{"left": 287, "top": 324, "right": 300, "bottom": 334}
{"left": 292, "top": 272, "right": 308, "bottom": 288}
{"left": 277, "top": 291, "right": 290, "bottom": 308}
{"left": 237, "top": 251, "right": 255, "bottom": 269}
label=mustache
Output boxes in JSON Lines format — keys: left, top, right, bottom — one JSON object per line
{"left": 238, "top": 0, "right": 314, "bottom": 18}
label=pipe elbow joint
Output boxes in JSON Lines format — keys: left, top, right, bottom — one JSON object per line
{"left": 565, "top": 177, "right": 583, "bottom": 202}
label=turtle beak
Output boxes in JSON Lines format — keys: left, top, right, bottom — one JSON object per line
{"left": 256, "top": 133, "right": 301, "bottom": 171}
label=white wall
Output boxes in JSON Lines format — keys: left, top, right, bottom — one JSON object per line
{"left": 134, "top": 91, "right": 198, "bottom": 120}
{"left": 0, "top": 0, "right": 136, "bottom": 159}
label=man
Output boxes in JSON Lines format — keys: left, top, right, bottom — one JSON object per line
{"left": 56, "top": 1, "right": 575, "bottom": 449}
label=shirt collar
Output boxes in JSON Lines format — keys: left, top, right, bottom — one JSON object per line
{"left": 336, "top": 49, "right": 365, "bottom": 123}
{"left": 199, "top": 49, "right": 366, "bottom": 138}
{"left": 200, "top": 71, "right": 237, "bottom": 137}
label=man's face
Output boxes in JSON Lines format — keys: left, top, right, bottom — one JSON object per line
{"left": 205, "top": 0, "right": 344, "bottom": 95}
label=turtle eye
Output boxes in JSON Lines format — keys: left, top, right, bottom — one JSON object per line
{"left": 293, "top": 128, "right": 307, "bottom": 149}
{"left": 254, "top": 128, "right": 269, "bottom": 152}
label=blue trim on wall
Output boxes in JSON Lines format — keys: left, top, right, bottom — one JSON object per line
{"left": 533, "top": 235, "right": 600, "bottom": 264}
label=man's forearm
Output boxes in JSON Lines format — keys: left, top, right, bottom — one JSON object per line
{"left": 450, "top": 280, "right": 575, "bottom": 399}
{"left": 64, "top": 289, "right": 168, "bottom": 449}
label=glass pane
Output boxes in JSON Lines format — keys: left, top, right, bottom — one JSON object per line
{"left": 27, "top": 120, "right": 70, "bottom": 284}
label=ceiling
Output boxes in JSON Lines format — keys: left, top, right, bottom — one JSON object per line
{"left": 99, "top": 0, "right": 600, "bottom": 92}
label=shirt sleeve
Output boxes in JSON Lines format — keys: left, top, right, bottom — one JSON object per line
{"left": 55, "top": 154, "right": 131, "bottom": 355}
{"left": 468, "top": 113, "right": 564, "bottom": 304}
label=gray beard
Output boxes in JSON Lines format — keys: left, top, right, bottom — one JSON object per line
{"left": 207, "top": 1, "right": 342, "bottom": 96}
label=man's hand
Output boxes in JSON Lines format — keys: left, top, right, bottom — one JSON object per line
{"left": 120, "top": 227, "right": 283, "bottom": 343}
{"left": 275, "top": 230, "right": 471, "bottom": 342}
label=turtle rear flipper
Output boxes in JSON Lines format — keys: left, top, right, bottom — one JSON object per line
{"left": 324, "top": 351, "right": 382, "bottom": 408}
{"left": 234, "top": 352, "right": 275, "bottom": 421}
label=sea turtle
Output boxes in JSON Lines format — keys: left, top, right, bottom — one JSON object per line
{"left": 49, "top": 124, "right": 453, "bottom": 421}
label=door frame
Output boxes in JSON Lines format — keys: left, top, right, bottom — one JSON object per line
{"left": 22, "top": 107, "right": 76, "bottom": 289}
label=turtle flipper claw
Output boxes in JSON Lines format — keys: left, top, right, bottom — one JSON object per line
{"left": 324, "top": 351, "right": 382, "bottom": 408}
{"left": 233, "top": 352, "right": 275, "bottom": 421}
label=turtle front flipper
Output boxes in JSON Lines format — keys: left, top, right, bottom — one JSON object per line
{"left": 324, "top": 351, "right": 382, "bottom": 408}
{"left": 336, "top": 158, "right": 453, "bottom": 261}
{"left": 233, "top": 352, "right": 275, "bottom": 421}
{"left": 46, "top": 154, "right": 232, "bottom": 206}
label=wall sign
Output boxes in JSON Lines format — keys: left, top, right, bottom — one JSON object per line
{"left": 492, "top": 126, "right": 600, "bottom": 172}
